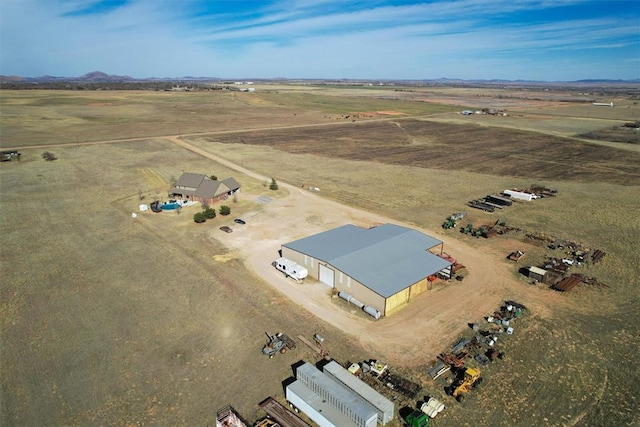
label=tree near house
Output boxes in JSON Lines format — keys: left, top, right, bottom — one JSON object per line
{"left": 210, "top": 174, "right": 217, "bottom": 181}
{"left": 193, "top": 212, "right": 207, "bottom": 223}
{"left": 203, "top": 207, "right": 216, "bottom": 219}
{"left": 219, "top": 205, "right": 231, "bottom": 216}
{"left": 269, "top": 178, "right": 279, "bottom": 190}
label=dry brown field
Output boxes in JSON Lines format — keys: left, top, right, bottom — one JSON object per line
{"left": 1, "top": 86, "right": 639, "bottom": 427}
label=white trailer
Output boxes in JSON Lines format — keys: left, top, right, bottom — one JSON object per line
{"left": 503, "top": 189, "right": 537, "bottom": 201}
{"left": 274, "top": 257, "right": 308, "bottom": 281}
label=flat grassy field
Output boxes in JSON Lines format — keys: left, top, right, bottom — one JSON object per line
{"left": 1, "top": 86, "right": 639, "bottom": 426}
{"left": 0, "top": 88, "right": 458, "bottom": 148}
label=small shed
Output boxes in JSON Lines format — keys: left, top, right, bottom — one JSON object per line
{"left": 528, "top": 266, "right": 547, "bottom": 283}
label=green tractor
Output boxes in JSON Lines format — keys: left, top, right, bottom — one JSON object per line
{"left": 405, "top": 410, "right": 429, "bottom": 427}
{"left": 461, "top": 223, "right": 474, "bottom": 234}
{"left": 442, "top": 218, "right": 456, "bottom": 229}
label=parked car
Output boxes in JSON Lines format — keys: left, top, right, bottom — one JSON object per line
{"left": 233, "top": 218, "right": 246, "bottom": 225}
{"left": 220, "top": 226, "right": 233, "bottom": 233}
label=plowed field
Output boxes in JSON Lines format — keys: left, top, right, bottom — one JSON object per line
{"left": 209, "top": 119, "right": 640, "bottom": 186}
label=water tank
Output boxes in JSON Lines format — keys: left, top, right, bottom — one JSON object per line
{"left": 363, "top": 305, "right": 381, "bottom": 320}
{"left": 338, "top": 291, "right": 353, "bottom": 302}
{"left": 349, "top": 297, "right": 364, "bottom": 309}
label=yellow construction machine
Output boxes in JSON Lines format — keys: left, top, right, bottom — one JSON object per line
{"left": 449, "top": 367, "right": 483, "bottom": 402}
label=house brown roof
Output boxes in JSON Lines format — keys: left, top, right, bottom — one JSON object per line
{"left": 175, "top": 173, "right": 207, "bottom": 189}
{"left": 172, "top": 173, "right": 240, "bottom": 199}
{"left": 221, "top": 177, "right": 241, "bottom": 192}
{"left": 195, "top": 180, "right": 229, "bottom": 199}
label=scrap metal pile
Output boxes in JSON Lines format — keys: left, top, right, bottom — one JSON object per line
{"left": 538, "top": 242, "right": 608, "bottom": 291}
{"left": 349, "top": 359, "right": 422, "bottom": 399}
{"left": 427, "top": 301, "right": 527, "bottom": 402}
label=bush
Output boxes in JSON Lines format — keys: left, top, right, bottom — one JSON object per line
{"left": 203, "top": 207, "right": 216, "bottom": 219}
{"left": 219, "top": 205, "right": 231, "bottom": 216}
{"left": 269, "top": 178, "right": 279, "bottom": 190}
{"left": 193, "top": 212, "right": 207, "bottom": 223}
{"left": 42, "top": 151, "right": 57, "bottom": 161}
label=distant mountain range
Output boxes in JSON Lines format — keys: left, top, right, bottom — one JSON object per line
{"left": 1, "top": 71, "right": 639, "bottom": 85}
{"left": 0, "top": 71, "right": 217, "bottom": 83}
{"left": 0, "top": 71, "right": 136, "bottom": 83}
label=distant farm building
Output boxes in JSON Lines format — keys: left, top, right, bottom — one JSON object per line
{"left": 170, "top": 173, "right": 240, "bottom": 206}
{"left": 280, "top": 223, "right": 453, "bottom": 317}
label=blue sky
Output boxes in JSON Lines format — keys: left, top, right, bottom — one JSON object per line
{"left": 1, "top": 0, "right": 638, "bottom": 80}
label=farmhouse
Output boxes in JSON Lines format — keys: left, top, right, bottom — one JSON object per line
{"left": 280, "top": 223, "right": 453, "bottom": 317}
{"left": 170, "top": 173, "right": 240, "bottom": 205}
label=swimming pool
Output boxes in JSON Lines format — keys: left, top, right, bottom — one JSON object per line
{"left": 161, "top": 202, "right": 180, "bottom": 210}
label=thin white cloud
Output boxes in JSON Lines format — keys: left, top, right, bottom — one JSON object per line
{"left": 0, "top": 0, "right": 637, "bottom": 80}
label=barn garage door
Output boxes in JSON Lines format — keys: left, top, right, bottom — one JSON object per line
{"left": 319, "top": 264, "right": 335, "bottom": 287}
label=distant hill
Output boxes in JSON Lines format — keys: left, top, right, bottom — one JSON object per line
{"left": 77, "top": 71, "right": 135, "bottom": 82}
{"left": 0, "top": 71, "right": 135, "bottom": 83}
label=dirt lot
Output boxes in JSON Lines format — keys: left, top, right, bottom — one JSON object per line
{"left": 168, "top": 137, "right": 554, "bottom": 364}
{"left": 1, "top": 87, "right": 639, "bottom": 426}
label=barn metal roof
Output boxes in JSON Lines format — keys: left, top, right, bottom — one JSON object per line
{"left": 283, "top": 224, "right": 452, "bottom": 298}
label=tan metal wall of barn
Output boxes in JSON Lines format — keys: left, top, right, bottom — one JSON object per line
{"left": 281, "top": 247, "right": 432, "bottom": 317}
{"left": 334, "top": 270, "right": 386, "bottom": 315}
{"left": 281, "top": 247, "right": 387, "bottom": 314}
{"left": 281, "top": 248, "right": 314, "bottom": 276}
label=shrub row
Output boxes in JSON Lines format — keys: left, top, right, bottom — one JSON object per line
{"left": 193, "top": 205, "right": 230, "bottom": 223}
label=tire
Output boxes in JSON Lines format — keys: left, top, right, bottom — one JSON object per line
{"left": 473, "top": 377, "right": 484, "bottom": 388}
{"left": 456, "top": 394, "right": 465, "bottom": 403}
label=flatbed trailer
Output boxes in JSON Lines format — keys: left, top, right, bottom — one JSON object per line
{"left": 469, "top": 202, "right": 495, "bottom": 212}
{"left": 379, "top": 371, "right": 422, "bottom": 398}
{"left": 259, "top": 397, "right": 311, "bottom": 427}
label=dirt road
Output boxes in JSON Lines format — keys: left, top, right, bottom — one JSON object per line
{"left": 162, "top": 136, "right": 559, "bottom": 366}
